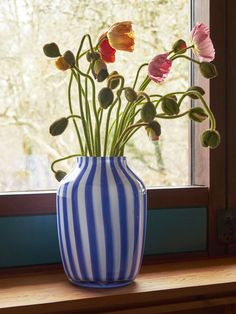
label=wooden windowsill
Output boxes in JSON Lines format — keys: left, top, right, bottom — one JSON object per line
{"left": 1, "top": 257, "right": 236, "bottom": 313}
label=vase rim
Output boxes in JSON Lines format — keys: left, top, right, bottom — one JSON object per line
{"left": 76, "top": 156, "right": 127, "bottom": 161}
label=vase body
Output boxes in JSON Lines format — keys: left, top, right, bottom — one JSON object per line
{"left": 56, "top": 156, "right": 147, "bottom": 288}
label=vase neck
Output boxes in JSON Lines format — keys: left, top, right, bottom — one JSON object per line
{"left": 76, "top": 156, "right": 127, "bottom": 168}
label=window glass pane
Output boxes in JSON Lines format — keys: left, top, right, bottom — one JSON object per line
{"left": 0, "top": 0, "right": 190, "bottom": 192}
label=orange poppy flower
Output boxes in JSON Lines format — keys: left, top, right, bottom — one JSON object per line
{"left": 107, "top": 21, "right": 134, "bottom": 52}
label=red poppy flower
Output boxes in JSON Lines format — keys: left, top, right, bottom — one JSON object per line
{"left": 98, "top": 32, "right": 116, "bottom": 63}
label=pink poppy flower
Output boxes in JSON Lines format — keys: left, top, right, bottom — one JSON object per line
{"left": 190, "top": 22, "right": 215, "bottom": 62}
{"left": 148, "top": 53, "right": 172, "bottom": 83}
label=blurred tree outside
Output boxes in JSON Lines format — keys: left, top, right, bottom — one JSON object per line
{"left": 0, "top": 0, "right": 190, "bottom": 192}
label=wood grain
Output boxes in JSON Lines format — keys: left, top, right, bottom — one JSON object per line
{"left": 1, "top": 257, "right": 236, "bottom": 313}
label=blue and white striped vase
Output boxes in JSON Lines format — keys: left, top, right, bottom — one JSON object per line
{"left": 56, "top": 156, "right": 147, "bottom": 288}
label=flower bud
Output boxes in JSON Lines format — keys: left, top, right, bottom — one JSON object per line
{"left": 172, "top": 39, "right": 187, "bottom": 54}
{"left": 124, "top": 87, "right": 137, "bottom": 102}
{"left": 98, "top": 87, "right": 114, "bottom": 109}
{"left": 86, "top": 51, "right": 101, "bottom": 62}
{"left": 187, "top": 86, "right": 205, "bottom": 99}
{"left": 93, "top": 59, "right": 109, "bottom": 82}
{"left": 189, "top": 107, "right": 208, "bottom": 122}
{"left": 108, "top": 71, "right": 120, "bottom": 89}
{"left": 161, "top": 97, "right": 179, "bottom": 115}
{"left": 168, "top": 95, "right": 177, "bottom": 101}
{"left": 141, "top": 102, "right": 156, "bottom": 123}
{"left": 49, "top": 117, "right": 68, "bottom": 136}
{"left": 63, "top": 50, "right": 75, "bottom": 67}
{"left": 55, "top": 170, "right": 67, "bottom": 182}
{"left": 43, "top": 42, "right": 61, "bottom": 58}
{"left": 200, "top": 129, "right": 221, "bottom": 148}
{"left": 146, "top": 120, "right": 161, "bottom": 141}
{"left": 199, "top": 62, "right": 218, "bottom": 79}
{"left": 55, "top": 56, "right": 71, "bottom": 71}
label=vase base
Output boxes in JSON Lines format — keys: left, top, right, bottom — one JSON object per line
{"left": 69, "top": 278, "right": 133, "bottom": 289}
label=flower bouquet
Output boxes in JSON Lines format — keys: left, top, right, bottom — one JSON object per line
{"left": 43, "top": 21, "right": 220, "bottom": 288}
{"left": 43, "top": 21, "right": 220, "bottom": 181}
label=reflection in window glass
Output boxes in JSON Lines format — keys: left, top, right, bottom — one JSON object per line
{"left": 0, "top": 0, "right": 190, "bottom": 191}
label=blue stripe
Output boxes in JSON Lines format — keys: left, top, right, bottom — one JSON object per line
{"left": 117, "top": 158, "right": 140, "bottom": 279}
{"left": 110, "top": 158, "right": 128, "bottom": 280}
{"left": 84, "top": 158, "right": 100, "bottom": 281}
{"left": 56, "top": 186, "right": 70, "bottom": 278}
{"left": 125, "top": 161, "right": 147, "bottom": 277}
{"left": 101, "top": 158, "right": 114, "bottom": 281}
{"left": 61, "top": 182, "right": 79, "bottom": 280}
{"left": 71, "top": 158, "right": 89, "bottom": 280}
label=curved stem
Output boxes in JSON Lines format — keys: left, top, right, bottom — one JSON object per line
{"left": 68, "top": 72, "right": 84, "bottom": 155}
{"left": 73, "top": 69, "right": 93, "bottom": 155}
{"left": 156, "top": 110, "right": 190, "bottom": 119}
{"left": 74, "top": 65, "right": 101, "bottom": 155}
{"left": 113, "top": 122, "right": 147, "bottom": 155}
{"left": 76, "top": 34, "right": 94, "bottom": 66}
{"left": 67, "top": 114, "right": 81, "bottom": 120}
{"left": 170, "top": 54, "right": 201, "bottom": 64}
{"left": 133, "top": 63, "right": 148, "bottom": 89}
{"left": 51, "top": 154, "right": 81, "bottom": 173}
{"left": 109, "top": 93, "right": 123, "bottom": 155}
{"left": 103, "top": 78, "right": 125, "bottom": 156}
{"left": 179, "top": 91, "right": 216, "bottom": 129}
{"left": 117, "top": 125, "right": 143, "bottom": 155}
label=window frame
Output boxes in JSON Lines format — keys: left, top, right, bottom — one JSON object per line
{"left": 0, "top": 0, "right": 230, "bottom": 258}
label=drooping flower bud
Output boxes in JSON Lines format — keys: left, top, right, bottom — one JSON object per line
{"left": 108, "top": 71, "right": 120, "bottom": 89}
{"left": 55, "top": 170, "right": 67, "bottom": 182}
{"left": 63, "top": 50, "right": 75, "bottom": 67}
{"left": 172, "top": 39, "right": 187, "bottom": 54}
{"left": 199, "top": 62, "right": 218, "bottom": 79}
{"left": 146, "top": 120, "right": 161, "bottom": 141}
{"left": 187, "top": 86, "right": 205, "bottom": 99}
{"left": 49, "top": 117, "right": 68, "bottom": 136}
{"left": 43, "top": 42, "right": 61, "bottom": 58}
{"left": 161, "top": 97, "right": 179, "bottom": 115}
{"left": 98, "top": 87, "right": 114, "bottom": 109}
{"left": 86, "top": 51, "right": 101, "bottom": 62}
{"left": 200, "top": 129, "right": 221, "bottom": 148}
{"left": 124, "top": 87, "right": 137, "bottom": 102}
{"left": 55, "top": 56, "right": 71, "bottom": 71}
{"left": 141, "top": 102, "right": 156, "bottom": 123}
{"left": 189, "top": 107, "right": 208, "bottom": 122}
{"left": 168, "top": 95, "right": 177, "bottom": 101}
{"left": 93, "top": 59, "right": 109, "bottom": 82}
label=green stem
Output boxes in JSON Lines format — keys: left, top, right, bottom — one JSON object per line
{"left": 76, "top": 34, "right": 94, "bottom": 66}
{"left": 154, "top": 91, "right": 186, "bottom": 109}
{"left": 139, "top": 76, "right": 151, "bottom": 91}
{"left": 73, "top": 69, "right": 93, "bottom": 156}
{"left": 109, "top": 93, "right": 123, "bottom": 155}
{"left": 179, "top": 91, "right": 216, "bottom": 129}
{"left": 137, "top": 91, "right": 151, "bottom": 102}
{"left": 113, "top": 122, "right": 147, "bottom": 155}
{"left": 67, "top": 114, "right": 81, "bottom": 120}
{"left": 156, "top": 110, "right": 190, "bottom": 119}
{"left": 85, "top": 64, "right": 95, "bottom": 154}
{"left": 170, "top": 54, "right": 201, "bottom": 64}
{"left": 117, "top": 125, "right": 143, "bottom": 155}
{"left": 68, "top": 72, "right": 84, "bottom": 155}
{"left": 51, "top": 154, "right": 81, "bottom": 173}
{"left": 133, "top": 63, "right": 148, "bottom": 89}
{"left": 103, "top": 76, "right": 125, "bottom": 156}
{"left": 74, "top": 65, "right": 101, "bottom": 155}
